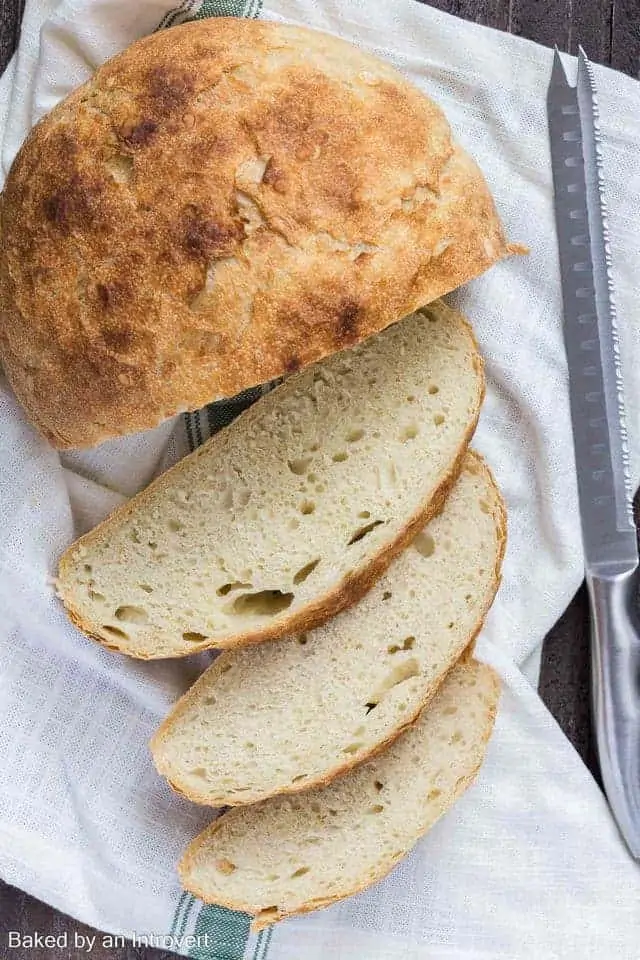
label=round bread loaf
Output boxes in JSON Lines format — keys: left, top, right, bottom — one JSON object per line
{"left": 0, "top": 18, "right": 514, "bottom": 448}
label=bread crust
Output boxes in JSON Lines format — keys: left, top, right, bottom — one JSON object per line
{"left": 56, "top": 301, "right": 486, "bottom": 658}
{"left": 177, "top": 660, "right": 501, "bottom": 930}
{"left": 150, "top": 450, "right": 506, "bottom": 805}
{"left": 0, "top": 18, "right": 515, "bottom": 448}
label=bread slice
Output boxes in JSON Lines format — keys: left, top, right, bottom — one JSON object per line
{"left": 151, "top": 451, "right": 505, "bottom": 804}
{"left": 56, "top": 302, "right": 483, "bottom": 659}
{"left": 179, "top": 656, "right": 499, "bottom": 930}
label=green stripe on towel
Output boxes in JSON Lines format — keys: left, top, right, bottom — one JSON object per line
{"left": 161, "top": 0, "right": 261, "bottom": 951}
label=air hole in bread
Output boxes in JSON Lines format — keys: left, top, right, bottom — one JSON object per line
{"left": 479, "top": 499, "right": 491, "bottom": 514}
{"left": 293, "top": 558, "right": 320, "bottom": 585}
{"left": 88, "top": 589, "right": 105, "bottom": 602}
{"left": 352, "top": 725, "right": 366, "bottom": 737}
{"left": 297, "top": 634, "right": 308, "bottom": 645}
{"left": 148, "top": 541, "right": 158, "bottom": 550}
{"left": 114, "top": 605, "right": 148, "bottom": 625}
{"left": 465, "top": 594, "right": 472, "bottom": 602}
{"left": 288, "top": 458, "right": 311, "bottom": 476}
{"left": 167, "top": 519, "right": 183, "bottom": 532}
{"left": 215, "top": 858, "right": 237, "bottom": 875}
{"left": 348, "top": 519, "right": 384, "bottom": 546}
{"left": 406, "top": 395, "right": 416, "bottom": 402}
{"left": 299, "top": 500, "right": 315, "bottom": 515}
{"left": 308, "top": 473, "right": 319, "bottom": 484}
{"left": 83, "top": 564, "right": 92, "bottom": 574}
{"left": 292, "top": 774, "right": 308, "bottom": 783}
{"left": 342, "top": 742, "right": 363, "bottom": 755}
{"left": 138, "top": 583, "right": 153, "bottom": 594}
{"left": 365, "top": 702, "right": 377, "bottom": 714}
{"left": 447, "top": 622, "right": 455, "bottom": 629}
{"left": 288, "top": 517, "right": 300, "bottom": 530}
{"left": 102, "top": 625, "right": 129, "bottom": 641}
{"left": 217, "top": 581, "right": 253, "bottom": 597}
{"left": 382, "top": 590, "right": 392, "bottom": 601}
{"left": 358, "top": 510, "right": 371, "bottom": 519}
{"left": 203, "top": 696, "right": 216, "bottom": 706}
{"left": 428, "top": 384, "right": 440, "bottom": 395}
{"left": 368, "top": 658, "right": 420, "bottom": 708}
{"left": 413, "top": 532, "right": 435, "bottom": 558}
{"left": 434, "top": 414, "right": 446, "bottom": 426}
{"left": 428, "top": 788, "right": 442, "bottom": 801}
{"left": 374, "top": 780, "right": 384, "bottom": 792}
{"left": 190, "top": 767, "right": 209, "bottom": 780}
{"left": 231, "top": 590, "right": 294, "bottom": 617}
{"left": 291, "top": 866, "right": 310, "bottom": 878}
{"left": 387, "top": 636, "right": 416, "bottom": 654}
{"left": 182, "top": 631, "right": 208, "bottom": 643}
{"left": 332, "top": 451, "right": 348, "bottom": 463}
{"left": 369, "top": 804, "right": 385, "bottom": 815}
{"left": 346, "top": 428, "right": 365, "bottom": 443}
{"left": 244, "top": 742, "right": 256, "bottom": 750}
{"left": 237, "top": 489, "right": 250, "bottom": 508}
{"left": 129, "top": 530, "right": 141, "bottom": 544}
{"left": 400, "top": 424, "right": 418, "bottom": 442}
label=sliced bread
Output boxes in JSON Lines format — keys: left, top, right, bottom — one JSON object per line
{"left": 56, "top": 301, "right": 483, "bottom": 658}
{"left": 179, "top": 656, "right": 500, "bottom": 930}
{"left": 151, "top": 451, "right": 505, "bottom": 805}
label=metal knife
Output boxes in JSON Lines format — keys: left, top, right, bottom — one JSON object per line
{"left": 547, "top": 47, "right": 640, "bottom": 859}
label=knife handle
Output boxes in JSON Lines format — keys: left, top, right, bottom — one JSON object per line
{"left": 587, "top": 568, "right": 640, "bottom": 859}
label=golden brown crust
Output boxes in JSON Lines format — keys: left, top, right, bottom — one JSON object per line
{"left": 177, "top": 661, "right": 501, "bottom": 929}
{"left": 0, "top": 19, "right": 514, "bottom": 448}
{"left": 57, "top": 311, "right": 484, "bottom": 659}
{"left": 150, "top": 449, "right": 506, "bottom": 805}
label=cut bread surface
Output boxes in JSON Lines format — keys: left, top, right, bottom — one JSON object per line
{"left": 179, "top": 657, "right": 500, "bottom": 931}
{"left": 151, "top": 451, "right": 505, "bottom": 805}
{"left": 57, "top": 301, "right": 483, "bottom": 658}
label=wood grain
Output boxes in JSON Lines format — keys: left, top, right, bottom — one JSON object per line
{"left": 1, "top": 0, "right": 638, "bottom": 957}
{"left": 0, "top": 885, "right": 176, "bottom": 960}
{"left": 0, "top": 0, "right": 24, "bottom": 73}
{"left": 421, "top": 0, "right": 511, "bottom": 31}
{"left": 611, "top": 0, "right": 640, "bottom": 74}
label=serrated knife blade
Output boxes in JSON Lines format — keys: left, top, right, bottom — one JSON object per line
{"left": 548, "top": 48, "right": 640, "bottom": 860}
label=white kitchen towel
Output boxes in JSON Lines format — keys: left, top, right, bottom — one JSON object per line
{"left": 1, "top": 1, "right": 639, "bottom": 958}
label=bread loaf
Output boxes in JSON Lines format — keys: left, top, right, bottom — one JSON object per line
{"left": 179, "top": 657, "right": 500, "bottom": 931}
{"left": 56, "top": 302, "right": 484, "bottom": 658}
{"left": 0, "top": 18, "right": 516, "bottom": 447}
{"left": 151, "top": 451, "right": 505, "bottom": 804}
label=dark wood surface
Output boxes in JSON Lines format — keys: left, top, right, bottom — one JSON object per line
{"left": 0, "top": 0, "right": 638, "bottom": 957}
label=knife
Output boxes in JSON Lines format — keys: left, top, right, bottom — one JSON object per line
{"left": 547, "top": 47, "right": 640, "bottom": 859}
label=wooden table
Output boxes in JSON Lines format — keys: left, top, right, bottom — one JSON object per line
{"left": 0, "top": 1, "right": 638, "bottom": 957}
